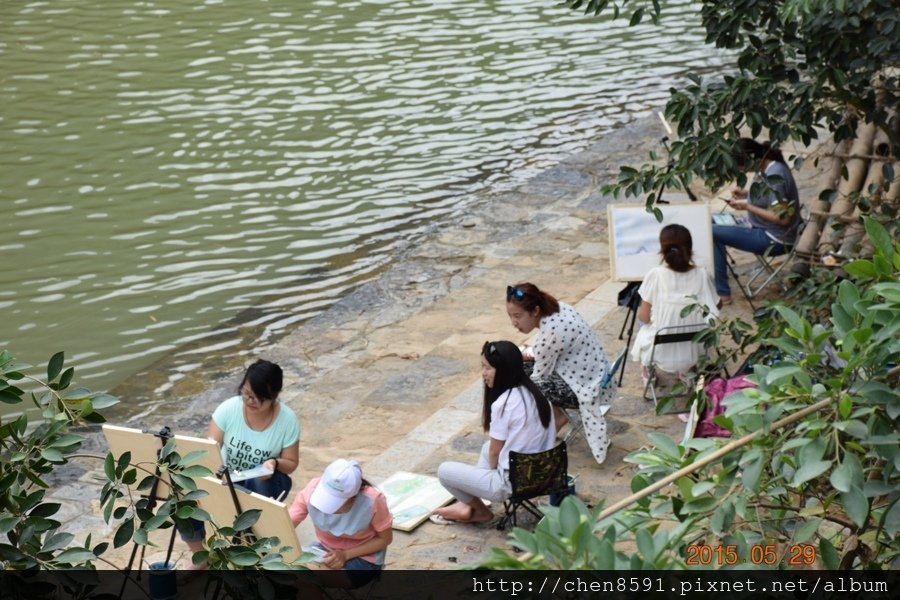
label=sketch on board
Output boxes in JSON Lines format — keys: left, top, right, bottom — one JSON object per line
{"left": 379, "top": 472, "right": 453, "bottom": 532}
{"left": 608, "top": 203, "right": 713, "bottom": 282}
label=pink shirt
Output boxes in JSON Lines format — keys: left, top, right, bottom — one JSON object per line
{"left": 288, "top": 477, "right": 393, "bottom": 565}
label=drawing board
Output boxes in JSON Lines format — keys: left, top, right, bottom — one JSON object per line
{"left": 608, "top": 202, "right": 714, "bottom": 281}
{"left": 378, "top": 471, "right": 454, "bottom": 532}
{"left": 102, "top": 425, "right": 222, "bottom": 496}
{"left": 194, "top": 476, "right": 302, "bottom": 562}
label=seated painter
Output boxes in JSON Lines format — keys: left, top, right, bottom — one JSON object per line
{"left": 712, "top": 138, "right": 801, "bottom": 305}
{"left": 629, "top": 224, "right": 720, "bottom": 381}
{"left": 289, "top": 459, "right": 393, "bottom": 588}
{"left": 506, "top": 282, "right": 613, "bottom": 464}
{"left": 182, "top": 359, "right": 300, "bottom": 567}
{"left": 431, "top": 341, "right": 555, "bottom": 524}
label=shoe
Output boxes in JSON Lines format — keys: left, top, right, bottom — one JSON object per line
{"left": 719, "top": 295, "right": 733, "bottom": 306}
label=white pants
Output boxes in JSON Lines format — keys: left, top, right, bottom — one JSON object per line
{"left": 437, "top": 441, "right": 511, "bottom": 504}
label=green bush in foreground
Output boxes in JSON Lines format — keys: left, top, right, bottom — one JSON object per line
{"left": 0, "top": 350, "right": 307, "bottom": 589}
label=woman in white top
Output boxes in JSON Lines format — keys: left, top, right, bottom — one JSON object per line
{"left": 630, "top": 224, "right": 720, "bottom": 377}
{"left": 432, "top": 341, "right": 555, "bottom": 524}
{"left": 506, "top": 282, "right": 613, "bottom": 464}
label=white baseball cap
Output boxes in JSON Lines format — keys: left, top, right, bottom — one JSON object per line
{"left": 309, "top": 459, "right": 363, "bottom": 514}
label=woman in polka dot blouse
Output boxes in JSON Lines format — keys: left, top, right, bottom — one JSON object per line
{"left": 506, "top": 282, "right": 613, "bottom": 464}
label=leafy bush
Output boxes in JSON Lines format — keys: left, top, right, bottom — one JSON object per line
{"left": 0, "top": 351, "right": 305, "bottom": 582}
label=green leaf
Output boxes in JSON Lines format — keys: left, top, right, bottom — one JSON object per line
{"left": 793, "top": 518, "right": 820, "bottom": 544}
{"left": 0, "top": 516, "right": 20, "bottom": 535}
{"left": 225, "top": 548, "right": 260, "bottom": 567}
{"left": 647, "top": 432, "right": 680, "bottom": 459}
{"left": 104, "top": 453, "right": 116, "bottom": 481}
{"left": 773, "top": 305, "right": 807, "bottom": 336}
{"left": 47, "top": 352, "right": 64, "bottom": 382}
{"left": 792, "top": 459, "right": 831, "bottom": 486}
{"left": 710, "top": 501, "right": 734, "bottom": 536}
{"left": 841, "top": 486, "right": 868, "bottom": 528}
{"left": 54, "top": 548, "right": 96, "bottom": 564}
{"left": 58, "top": 367, "right": 75, "bottom": 390}
{"left": 766, "top": 365, "right": 803, "bottom": 385}
{"left": 636, "top": 527, "right": 655, "bottom": 562}
{"left": 178, "top": 465, "right": 212, "bottom": 478}
{"left": 629, "top": 7, "right": 644, "bottom": 26}
{"left": 233, "top": 509, "right": 262, "bottom": 532}
{"left": 863, "top": 217, "right": 893, "bottom": 263}
{"left": 843, "top": 259, "right": 876, "bottom": 278}
{"left": 90, "top": 393, "right": 118, "bottom": 410}
{"left": 819, "top": 538, "right": 839, "bottom": 569}
{"left": 133, "top": 528, "right": 149, "bottom": 546}
{"left": 680, "top": 497, "right": 719, "bottom": 515}
{"left": 113, "top": 519, "right": 135, "bottom": 548}
{"left": 29, "top": 503, "right": 61, "bottom": 518}
{"left": 884, "top": 499, "right": 900, "bottom": 537}
{"left": 829, "top": 454, "right": 863, "bottom": 493}
{"left": 41, "top": 531, "right": 74, "bottom": 553}
{"left": 40, "top": 448, "right": 64, "bottom": 463}
{"left": 838, "top": 395, "right": 852, "bottom": 419}
{"left": 742, "top": 453, "right": 765, "bottom": 491}
{"left": 49, "top": 433, "right": 83, "bottom": 450}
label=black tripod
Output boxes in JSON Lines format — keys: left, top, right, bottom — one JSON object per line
{"left": 119, "top": 426, "right": 177, "bottom": 600}
{"left": 615, "top": 282, "right": 642, "bottom": 386}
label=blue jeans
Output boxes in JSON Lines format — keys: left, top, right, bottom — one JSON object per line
{"left": 238, "top": 470, "right": 292, "bottom": 499}
{"left": 712, "top": 224, "right": 787, "bottom": 296}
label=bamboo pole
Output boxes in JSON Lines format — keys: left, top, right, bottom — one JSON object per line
{"left": 838, "top": 129, "right": 891, "bottom": 256}
{"left": 595, "top": 398, "right": 832, "bottom": 522}
{"left": 795, "top": 140, "right": 848, "bottom": 260}
{"left": 817, "top": 123, "right": 877, "bottom": 256}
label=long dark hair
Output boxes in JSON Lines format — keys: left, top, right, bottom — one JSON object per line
{"left": 506, "top": 282, "right": 560, "bottom": 317}
{"left": 658, "top": 224, "right": 694, "bottom": 273}
{"left": 733, "top": 138, "right": 786, "bottom": 169}
{"left": 238, "top": 359, "right": 283, "bottom": 402}
{"left": 480, "top": 341, "right": 552, "bottom": 431}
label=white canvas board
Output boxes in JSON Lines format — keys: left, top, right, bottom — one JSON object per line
{"left": 378, "top": 471, "right": 454, "bottom": 532}
{"left": 608, "top": 203, "right": 714, "bottom": 281}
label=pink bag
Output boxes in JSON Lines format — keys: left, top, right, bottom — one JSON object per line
{"left": 695, "top": 375, "right": 756, "bottom": 438}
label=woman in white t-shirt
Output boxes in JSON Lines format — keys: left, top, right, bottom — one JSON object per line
{"left": 432, "top": 341, "right": 555, "bottom": 524}
{"left": 630, "top": 224, "right": 720, "bottom": 378}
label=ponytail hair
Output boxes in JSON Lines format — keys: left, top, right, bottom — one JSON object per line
{"left": 658, "top": 224, "right": 694, "bottom": 273}
{"left": 733, "top": 138, "right": 786, "bottom": 169}
{"left": 505, "top": 282, "right": 560, "bottom": 317}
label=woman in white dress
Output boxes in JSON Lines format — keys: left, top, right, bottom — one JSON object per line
{"left": 630, "top": 224, "right": 720, "bottom": 380}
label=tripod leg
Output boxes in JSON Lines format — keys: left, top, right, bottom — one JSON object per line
{"left": 618, "top": 306, "right": 637, "bottom": 386}
{"left": 724, "top": 250, "right": 756, "bottom": 311}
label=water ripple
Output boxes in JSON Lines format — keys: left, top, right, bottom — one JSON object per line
{"left": 0, "top": 0, "right": 727, "bottom": 408}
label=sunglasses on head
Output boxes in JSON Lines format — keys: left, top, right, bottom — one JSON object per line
{"left": 482, "top": 341, "right": 499, "bottom": 357}
{"left": 506, "top": 285, "right": 526, "bottom": 301}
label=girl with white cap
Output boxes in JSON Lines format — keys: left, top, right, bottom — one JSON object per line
{"left": 288, "top": 459, "right": 392, "bottom": 587}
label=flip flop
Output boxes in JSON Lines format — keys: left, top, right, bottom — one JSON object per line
{"left": 429, "top": 513, "right": 462, "bottom": 526}
{"left": 429, "top": 510, "right": 495, "bottom": 526}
